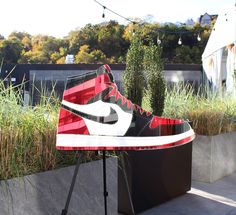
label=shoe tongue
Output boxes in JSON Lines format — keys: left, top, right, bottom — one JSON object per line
{"left": 97, "top": 64, "right": 114, "bottom": 82}
{"left": 103, "top": 64, "right": 111, "bottom": 73}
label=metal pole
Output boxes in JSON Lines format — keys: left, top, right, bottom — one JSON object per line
{"left": 102, "top": 151, "right": 108, "bottom": 215}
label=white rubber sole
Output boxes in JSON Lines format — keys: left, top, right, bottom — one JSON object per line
{"left": 56, "top": 129, "right": 195, "bottom": 150}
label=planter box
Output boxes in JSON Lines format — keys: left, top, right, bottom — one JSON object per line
{"left": 192, "top": 132, "right": 236, "bottom": 183}
{"left": 118, "top": 142, "right": 192, "bottom": 215}
{"left": 0, "top": 158, "right": 118, "bottom": 215}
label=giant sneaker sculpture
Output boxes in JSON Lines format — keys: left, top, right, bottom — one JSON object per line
{"left": 56, "top": 65, "right": 195, "bottom": 150}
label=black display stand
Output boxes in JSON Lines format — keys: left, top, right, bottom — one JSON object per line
{"left": 118, "top": 142, "right": 193, "bottom": 215}
{"left": 61, "top": 151, "right": 109, "bottom": 215}
{"left": 61, "top": 153, "right": 83, "bottom": 215}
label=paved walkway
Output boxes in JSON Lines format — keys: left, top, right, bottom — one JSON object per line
{"left": 140, "top": 172, "right": 236, "bottom": 215}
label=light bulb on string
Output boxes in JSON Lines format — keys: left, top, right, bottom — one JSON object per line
{"left": 178, "top": 37, "right": 182, "bottom": 45}
{"left": 157, "top": 36, "right": 161, "bottom": 45}
{"left": 94, "top": 0, "right": 137, "bottom": 25}
{"left": 129, "top": 28, "right": 135, "bottom": 36}
{"left": 102, "top": 6, "right": 106, "bottom": 18}
{"left": 197, "top": 33, "right": 201, "bottom": 41}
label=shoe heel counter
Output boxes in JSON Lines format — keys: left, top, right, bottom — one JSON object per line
{"left": 57, "top": 108, "right": 89, "bottom": 135}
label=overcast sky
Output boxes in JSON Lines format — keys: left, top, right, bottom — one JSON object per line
{"left": 0, "top": 0, "right": 235, "bottom": 38}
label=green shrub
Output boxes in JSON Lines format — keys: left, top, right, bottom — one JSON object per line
{"left": 123, "top": 34, "right": 145, "bottom": 106}
{"left": 143, "top": 42, "right": 166, "bottom": 116}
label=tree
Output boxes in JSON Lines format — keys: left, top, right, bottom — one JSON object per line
{"left": 123, "top": 34, "right": 145, "bottom": 106}
{"left": 174, "top": 45, "right": 201, "bottom": 64}
{"left": 174, "top": 45, "right": 193, "bottom": 63}
{"left": 0, "top": 22, "right": 211, "bottom": 64}
{"left": 97, "top": 21, "right": 128, "bottom": 59}
{"left": 19, "top": 34, "right": 69, "bottom": 64}
{"left": 19, "top": 34, "right": 50, "bottom": 63}
{"left": 67, "top": 24, "right": 99, "bottom": 55}
{"left": 143, "top": 42, "right": 166, "bottom": 116}
{"left": 8, "top": 31, "right": 32, "bottom": 52}
{"left": 8, "top": 31, "right": 31, "bottom": 41}
{"left": 20, "top": 50, "right": 49, "bottom": 64}
{"left": 21, "top": 35, "right": 32, "bottom": 51}
{"left": 56, "top": 56, "right": 66, "bottom": 64}
{"left": 90, "top": 49, "right": 107, "bottom": 64}
{"left": 137, "top": 23, "right": 161, "bottom": 46}
{"left": 0, "top": 39, "right": 23, "bottom": 63}
{"left": 75, "top": 45, "right": 94, "bottom": 63}
{"left": 50, "top": 47, "right": 67, "bottom": 64}
{"left": 123, "top": 23, "right": 138, "bottom": 42}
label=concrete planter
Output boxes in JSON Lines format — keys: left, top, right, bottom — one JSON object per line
{"left": 0, "top": 158, "right": 118, "bottom": 215}
{"left": 192, "top": 132, "right": 236, "bottom": 183}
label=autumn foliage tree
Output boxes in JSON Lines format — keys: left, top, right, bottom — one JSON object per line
{"left": 0, "top": 21, "right": 211, "bottom": 64}
{"left": 0, "top": 38, "right": 23, "bottom": 63}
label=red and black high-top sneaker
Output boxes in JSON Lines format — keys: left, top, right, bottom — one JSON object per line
{"left": 56, "top": 64, "right": 195, "bottom": 150}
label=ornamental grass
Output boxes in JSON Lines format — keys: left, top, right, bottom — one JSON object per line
{"left": 1, "top": 79, "right": 236, "bottom": 179}
{"left": 0, "top": 80, "right": 98, "bottom": 180}
{"left": 162, "top": 84, "right": 236, "bottom": 136}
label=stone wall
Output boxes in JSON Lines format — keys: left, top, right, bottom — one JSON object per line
{"left": 192, "top": 132, "right": 236, "bottom": 183}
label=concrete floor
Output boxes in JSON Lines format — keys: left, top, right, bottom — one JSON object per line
{"left": 139, "top": 172, "right": 236, "bottom": 215}
{"left": 0, "top": 158, "right": 236, "bottom": 215}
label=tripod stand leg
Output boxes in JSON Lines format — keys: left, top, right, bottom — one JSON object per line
{"left": 61, "top": 152, "right": 83, "bottom": 215}
{"left": 102, "top": 150, "right": 108, "bottom": 215}
{"left": 120, "top": 152, "right": 136, "bottom": 215}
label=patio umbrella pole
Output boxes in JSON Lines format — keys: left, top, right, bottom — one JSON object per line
{"left": 61, "top": 152, "right": 83, "bottom": 215}
{"left": 103, "top": 150, "right": 108, "bottom": 215}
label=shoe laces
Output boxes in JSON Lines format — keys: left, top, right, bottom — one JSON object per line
{"left": 106, "top": 82, "right": 151, "bottom": 117}
{"left": 133, "top": 104, "right": 151, "bottom": 116}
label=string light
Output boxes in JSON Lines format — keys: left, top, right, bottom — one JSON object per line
{"left": 158, "top": 29, "right": 202, "bottom": 45}
{"left": 178, "top": 37, "right": 182, "bottom": 45}
{"left": 94, "top": 0, "right": 202, "bottom": 46}
{"left": 197, "top": 33, "right": 201, "bottom": 41}
{"left": 94, "top": 0, "right": 135, "bottom": 23}
{"left": 102, "top": 6, "right": 106, "bottom": 18}
{"left": 157, "top": 36, "right": 161, "bottom": 45}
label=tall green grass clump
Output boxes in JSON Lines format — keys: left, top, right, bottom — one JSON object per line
{"left": 162, "top": 84, "right": 236, "bottom": 135}
{"left": 0, "top": 80, "right": 59, "bottom": 179}
{"left": 0, "top": 79, "right": 86, "bottom": 179}
{"left": 0, "top": 79, "right": 101, "bottom": 180}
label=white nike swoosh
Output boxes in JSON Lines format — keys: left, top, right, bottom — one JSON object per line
{"left": 62, "top": 100, "right": 111, "bottom": 117}
{"left": 62, "top": 100, "right": 133, "bottom": 136}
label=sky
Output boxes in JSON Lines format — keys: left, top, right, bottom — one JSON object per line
{"left": 0, "top": 0, "right": 235, "bottom": 38}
